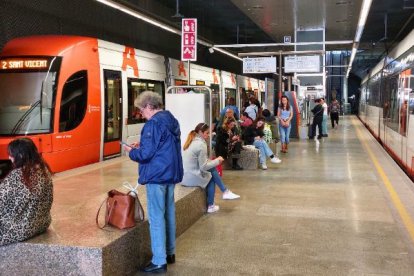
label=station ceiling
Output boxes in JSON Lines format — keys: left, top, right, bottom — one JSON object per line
{"left": 135, "top": 0, "right": 414, "bottom": 79}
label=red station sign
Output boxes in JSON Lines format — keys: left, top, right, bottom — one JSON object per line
{"left": 181, "top": 18, "right": 197, "bottom": 61}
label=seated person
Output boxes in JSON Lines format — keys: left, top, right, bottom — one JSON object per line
{"left": 0, "top": 138, "right": 53, "bottom": 246}
{"left": 215, "top": 118, "right": 243, "bottom": 170}
{"left": 182, "top": 123, "right": 240, "bottom": 213}
{"left": 243, "top": 117, "right": 282, "bottom": 170}
{"left": 240, "top": 111, "right": 253, "bottom": 131}
{"left": 220, "top": 97, "right": 240, "bottom": 120}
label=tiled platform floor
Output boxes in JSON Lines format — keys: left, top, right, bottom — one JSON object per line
{"left": 154, "top": 116, "right": 414, "bottom": 275}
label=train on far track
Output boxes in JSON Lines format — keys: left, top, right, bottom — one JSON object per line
{"left": 359, "top": 29, "right": 414, "bottom": 180}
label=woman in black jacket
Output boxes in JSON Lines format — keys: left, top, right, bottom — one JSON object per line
{"left": 311, "top": 99, "right": 324, "bottom": 139}
{"left": 215, "top": 117, "right": 243, "bottom": 170}
{"left": 243, "top": 117, "right": 281, "bottom": 170}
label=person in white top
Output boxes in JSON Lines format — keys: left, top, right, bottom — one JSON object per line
{"left": 245, "top": 98, "right": 258, "bottom": 121}
{"left": 321, "top": 98, "right": 328, "bottom": 137}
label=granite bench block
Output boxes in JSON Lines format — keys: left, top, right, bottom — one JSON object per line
{"left": 0, "top": 158, "right": 206, "bottom": 276}
{"left": 223, "top": 146, "right": 259, "bottom": 170}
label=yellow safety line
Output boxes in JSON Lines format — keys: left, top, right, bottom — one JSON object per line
{"left": 353, "top": 118, "right": 414, "bottom": 244}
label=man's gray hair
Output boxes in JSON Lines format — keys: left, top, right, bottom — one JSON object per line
{"left": 134, "top": 91, "right": 163, "bottom": 110}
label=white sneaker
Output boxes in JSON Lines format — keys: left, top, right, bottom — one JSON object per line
{"left": 261, "top": 163, "right": 268, "bottom": 170}
{"left": 223, "top": 190, "right": 240, "bottom": 200}
{"left": 270, "top": 157, "right": 282, "bottom": 164}
{"left": 207, "top": 205, "right": 220, "bottom": 213}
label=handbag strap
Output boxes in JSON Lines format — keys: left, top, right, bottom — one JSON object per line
{"left": 96, "top": 197, "right": 116, "bottom": 229}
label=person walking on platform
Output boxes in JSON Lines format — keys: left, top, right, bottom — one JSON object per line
{"left": 277, "top": 95, "right": 293, "bottom": 153}
{"left": 0, "top": 138, "right": 53, "bottom": 246}
{"left": 310, "top": 99, "right": 324, "bottom": 139}
{"left": 329, "top": 98, "right": 340, "bottom": 128}
{"left": 245, "top": 97, "right": 259, "bottom": 121}
{"left": 182, "top": 123, "right": 240, "bottom": 214}
{"left": 321, "top": 98, "right": 328, "bottom": 137}
{"left": 215, "top": 117, "right": 243, "bottom": 170}
{"left": 243, "top": 117, "right": 282, "bottom": 170}
{"left": 124, "top": 91, "right": 183, "bottom": 274}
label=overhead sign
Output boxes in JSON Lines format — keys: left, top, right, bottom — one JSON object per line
{"left": 243, "top": 57, "right": 277, "bottom": 74}
{"left": 181, "top": 18, "right": 197, "bottom": 61}
{"left": 284, "top": 55, "right": 320, "bottom": 73}
{"left": 284, "top": 36, "right": 291, "bottom": 43}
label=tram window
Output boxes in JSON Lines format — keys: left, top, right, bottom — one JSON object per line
{"left": 387, "top": 75, "right": 399, "bottom": 132}
{"left": 127, "top": 79, "right": 164, "bottom": 124}
{"left": 59, "top": 71, "right": 88, "bottom": 132}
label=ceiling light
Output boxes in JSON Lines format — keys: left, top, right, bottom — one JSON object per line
{"left": 346, "top": 0, "right": 373, "bottom": 78}
{"left": 208, "top": 48, "right": 214, "bottom": 54}
{"left": 94, "top": 0, "right": 242, "bottom": 61}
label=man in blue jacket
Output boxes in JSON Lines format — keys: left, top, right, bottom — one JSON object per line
{"left": 124, "top": 91, "right": 183, "bottom": 274}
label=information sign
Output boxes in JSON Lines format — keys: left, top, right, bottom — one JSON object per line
{"left": 243, "top": 57, "right": 277, "bottom": 74}
{"left": 284, "top": 55, "right": 321, "bottom": 73}
{"left": 181, "top": 18, "right": 197, "bottom": 61}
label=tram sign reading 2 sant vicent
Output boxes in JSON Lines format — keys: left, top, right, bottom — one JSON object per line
{"left": 181, "top": 18, "right": 197, "bottom": 61}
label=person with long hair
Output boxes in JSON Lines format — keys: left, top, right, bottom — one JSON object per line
{"left": 0, "top": 138, "right": 53, "bottom": 246}
{"left": 215, "top": 117, "right": 243, "bottom": 170}
{"left": 277, "top": 95, "right": 294, "bottom": 153}
{"left": 182, "top": 123, "right": 240, "bottom": 213}
{"left": 243, "top": 117, "right": 282, "bottom": 170}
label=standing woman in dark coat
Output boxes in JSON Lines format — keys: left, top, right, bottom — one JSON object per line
{"left": 0, "top": 138, "right": 53, "bottom": 246}
{"left": 215, "top": 117, "right": 243, "bottom": 170}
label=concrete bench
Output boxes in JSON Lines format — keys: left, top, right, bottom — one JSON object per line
{"left": 0, "top": 157, "right": 206, "bottom": 276}
{"left": 223, "top": 145, "right": 260, "bottom": 170}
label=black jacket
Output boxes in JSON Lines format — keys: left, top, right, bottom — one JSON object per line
{"left": 243, "top": 126, "right": 264, "bottom": 145}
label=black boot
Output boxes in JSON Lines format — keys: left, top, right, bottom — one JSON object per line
{"left": 232, "top": 158, "right": 243, "bottom": 170}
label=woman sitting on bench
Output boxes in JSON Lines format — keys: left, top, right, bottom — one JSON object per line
{"left": 215, "top": 117, "right": 243, "bottom": 170}
{"left": 182, "top": 123, "right": 240, "bottom": 214}
{"left": 243, "top": 117, "right": 282, "bottom": 170}
{"left": 0, "top": 138, "right": 53, "bottom": 246}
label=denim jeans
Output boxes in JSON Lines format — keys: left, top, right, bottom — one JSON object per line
{"left": 279, "top": 125, "right": 291, "bottom": 144}
{"left": 322, "top": 114, "right": 328, "bottom": 135}
{"left": 146, "top": 183, "right": 176, "bottom": 265}
{"left": 206, "top": 167, "right": 227, "bottom": 206}
{"left": 253, "top": 140, "right": 274, "bottom": 165}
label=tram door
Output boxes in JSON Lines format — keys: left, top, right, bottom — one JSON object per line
{"left": 103, "top": 70, "right": 122, "bottom": 158}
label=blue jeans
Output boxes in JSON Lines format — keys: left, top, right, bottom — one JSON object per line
{"left": 253, "top": 140, "right": 274, "bottom": 165}
{"left": 146, "top": 183, "right": 176, "bottom": 265}
{"left": 206, "top": 167, "right": 227, "bottom": 206}
{"left": 279, "top": 125, "right": 291, "bottom": 144}
{"left": 322, "top": 115, "right": 328, "bottom": 135}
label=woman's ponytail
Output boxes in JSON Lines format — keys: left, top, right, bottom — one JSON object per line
{"left": 183, "top": 130, "right": 197, "bottom": 150}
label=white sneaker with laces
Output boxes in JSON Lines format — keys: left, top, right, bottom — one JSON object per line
{"left": 207, "top": 205, "right": 220, "bottom": 213}
{"left": 270, "top": 157, "right": 282, "bottom": 164}
{"left": 261, "top": 163, "right": 268, "bottom": 170}
{"left": 223, "top": 190, "right": 240, "bottom": 200}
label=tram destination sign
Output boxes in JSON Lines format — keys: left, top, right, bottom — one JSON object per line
{"left": 284, "top": 55, "right": 320, "bottom": 73}
{"left": 0, "top": 57, "right": 50, "bottom": 70}
{"left": 181, "top": 18, "right": 197, "bottom": 61}
{"left": 243, "top": 57, "right": 277, "bottom": 74}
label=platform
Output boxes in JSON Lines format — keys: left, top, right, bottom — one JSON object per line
{"left": 163, "top": 116, "right": 414, "bottom": 275}
{"left": 0, "top": 157, "right": 206, "bottom": 275}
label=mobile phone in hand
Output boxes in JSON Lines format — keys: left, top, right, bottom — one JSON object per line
{"left": 119, "top": 141, "right": 131, "bottom": 147}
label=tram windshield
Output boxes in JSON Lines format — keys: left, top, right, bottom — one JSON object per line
{"left": 0, "top": 57, "right": 60, "bottom": 135}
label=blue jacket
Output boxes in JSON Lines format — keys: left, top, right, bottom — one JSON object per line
{"left": 129, "top": 111, "right": 183, "bottom": 185}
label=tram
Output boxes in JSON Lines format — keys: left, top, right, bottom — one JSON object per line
{"left": 359, "top": 29, "right": 414, "bottom": 180}
{"left": 0, "top": 35, "right": 265, "bottom": 174}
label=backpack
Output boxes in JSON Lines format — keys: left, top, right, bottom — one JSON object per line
{"left": 330, "top": 102, "right": 339, "bottom": 113}
{"left": 263, "top": 123, "right": 273, "bottom": 144}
